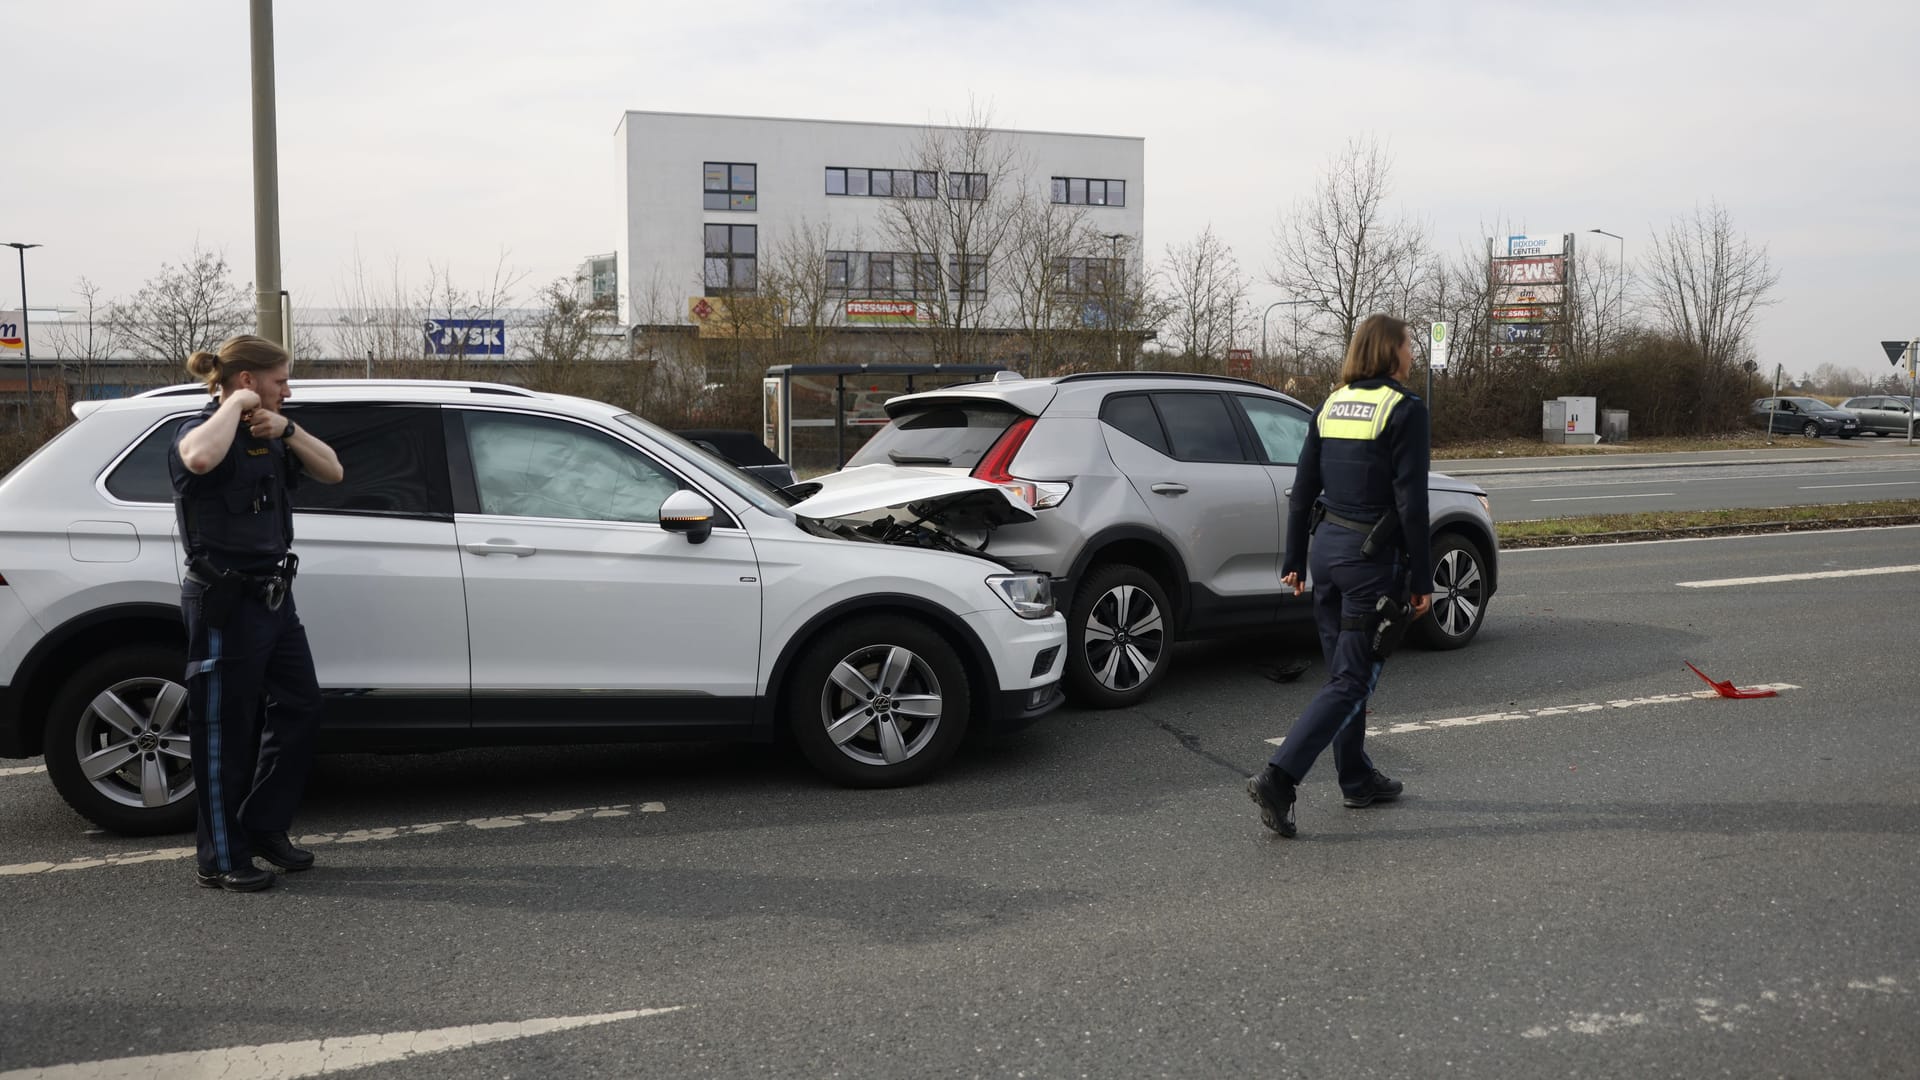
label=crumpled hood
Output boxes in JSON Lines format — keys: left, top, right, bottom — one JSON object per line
{"left": 791, "top": 465, "right": 1036, "bottom": 530}
{"left": 1428, "top": 470, "right": 1486, "bottom": 496}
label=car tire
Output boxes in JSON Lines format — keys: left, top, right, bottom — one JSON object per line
{"left": 43, "top": 644, "right": 197, "bottom": 837}
{"left": 1801, "top": 422, "right": 1820, "bottom": 438}
{"left": 1415, "top": 533, "right": 1489, "bottom": 651}
{"left": 787, "top": 615, "right": 970, "bottom": 788}
{"left": 1065, "top": 564, "right": 1172, "bottom": 709}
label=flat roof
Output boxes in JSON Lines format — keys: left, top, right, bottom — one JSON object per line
{"left": 615, "top": 109, "right": 1142, "bottom": 143}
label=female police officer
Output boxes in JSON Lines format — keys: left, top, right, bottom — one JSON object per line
{"left": 1248, "top": 314, "right": 1433, "bottom": 838}
{"left": 169, "top": 334, "right": 343, "bottom": 891}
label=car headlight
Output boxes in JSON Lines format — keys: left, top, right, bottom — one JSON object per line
{"left": 987, "top": 573, "right": 1054, "bottom": 619}
{"left": 1476, "top": 494, "right": 1491, "bottom": 514}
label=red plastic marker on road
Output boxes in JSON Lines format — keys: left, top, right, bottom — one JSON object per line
{"left": 1685, "top": 662, "right": 1779, "bottom": 699}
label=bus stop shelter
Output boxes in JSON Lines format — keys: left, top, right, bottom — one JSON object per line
{"left": 763, "top": 363, "right": 1003, "bottom": 475}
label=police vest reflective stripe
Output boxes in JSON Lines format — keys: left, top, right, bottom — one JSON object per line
{"left": 1317, "top": 384, "right": 1406, "bottom": 441}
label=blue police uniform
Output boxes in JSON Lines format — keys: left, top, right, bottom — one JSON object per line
{"left": 168, "top": 402, "right": 322, "bottom": 882}
{"left": 1264, "top": 376, "right": 1431, "bottom": 811}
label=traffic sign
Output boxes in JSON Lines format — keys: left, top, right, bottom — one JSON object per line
{"left": 1883, "top": 340, "right": 1909, "bottom": 365}
{"left": 1430, "top": 322, "right": 1450, "bottom": 371}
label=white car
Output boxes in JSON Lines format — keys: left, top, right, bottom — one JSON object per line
{"left": 0, "top": 380, "right": 1066, "bottom": 835}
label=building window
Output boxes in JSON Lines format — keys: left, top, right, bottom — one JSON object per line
{"left": 703, "top": 162, "right": 757, "bottom": 211}
{"left": 704, "top": 224, "right": 757, "bottom": 294}
{"left": 826, "top": 250, "right": 947, "bottom": 299}
{"left": 1050, "top": 176, "right": 1126, "bottom": 207}
{"left": 1052, "top": 256, "right": 1122, "bottom": 295}
{"left": 948, "top": 172, "right": 988, "bottom": 201}
{"left": 948, "top": 254, "right": 987, "bottom": 298}
{"left": 826, "top": 167, "right": 936, "bottom": 199}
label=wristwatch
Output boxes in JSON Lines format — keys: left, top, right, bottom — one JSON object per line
{"left": 281, "top": 420, "right": 299, "bottom": 442}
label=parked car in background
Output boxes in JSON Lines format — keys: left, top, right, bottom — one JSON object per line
{"left": 676, "top": 428, "right": 798, "bottom": 488}
{"left": 0, "top": 381, "right": 1066, "bottom": 835}
{"left": 823, "top": 371, "right": 1499, "bottom": 709}
{"left": 1837, "top": 396, "right": 1919, "bottom": 437}
{"left": 1748, "top": 397, "right": 1859, "bottom": 439}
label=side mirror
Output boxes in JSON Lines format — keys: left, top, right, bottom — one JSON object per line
{"left": 659, "top": 490, "right": 716, "bottom": 545}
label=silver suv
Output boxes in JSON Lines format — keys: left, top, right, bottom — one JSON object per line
{"left": 839, "top": 372, "right": 1499, "bottom": 708}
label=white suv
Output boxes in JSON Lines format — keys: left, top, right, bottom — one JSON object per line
{"left": 0, "top": 380, "right": 1066, "bottom": 835}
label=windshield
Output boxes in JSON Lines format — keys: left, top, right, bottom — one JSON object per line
{"left": 845, "top": 402, "right": 1025, "bottom": 469}
{"left": 615, "top": 414, "right": 795, "bottom": 510}
{"left": 1796, "top": 399, "right": 1843, "bottom": 413}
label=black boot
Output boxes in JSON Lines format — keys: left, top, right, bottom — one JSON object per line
{"left": 252, "top": 831, "right": 315, "bottom": 872}
{"left": 1342, "top": 770, "right": 1404, "bottom": 808}
{"left": 195, "top": 861, "right": 276, "bottom": 892}
{"left": 1246, "top": 765, "right": 1298, "bottom": 838}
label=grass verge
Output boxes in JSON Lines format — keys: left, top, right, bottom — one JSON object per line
{"left": 1498, "top": 500, "right": 1920, "bottom": 548}
{"left": 1435, "top": 434, "right": 1823, "bottom": 459}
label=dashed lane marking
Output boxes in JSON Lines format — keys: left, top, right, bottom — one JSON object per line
{"left": 0, "top": 802, "right": 665, "bottom": 877}
{"left": 1263, "top": 684, "right": 1801, "bottom": 745}
{"left": 1530, "top": 491, "right": 1676, "bottom": 502}
{"left": 0, "top": 764, "right": 47, "bottom": 778}
{"left": 0, "top": 1007, "right": 685, "bottom": 1079}
{"left": 1676, "top": 564, "right": 1920, "bottom": 588}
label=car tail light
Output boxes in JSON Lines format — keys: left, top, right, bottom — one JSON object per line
{"left": 971, "top": 417, "right": 1071, "bottom": 509}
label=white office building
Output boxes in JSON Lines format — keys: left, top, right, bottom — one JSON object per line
{"left": 612, "top": 111, "right": 1146, "bottom": 345}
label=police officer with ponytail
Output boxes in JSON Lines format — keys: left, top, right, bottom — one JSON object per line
{"left": 169, "top": 334, "right": 343, "bottom": 891}
{"left": 1248, "top": 314, "right": 1432, "bottom": 839}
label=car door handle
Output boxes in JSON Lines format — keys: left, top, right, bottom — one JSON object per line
{"left": 465, "top": 541, "right": 537, "bottom": 557}
{"left": 1150, "top": 482, "right": 1189, "bottom": 496}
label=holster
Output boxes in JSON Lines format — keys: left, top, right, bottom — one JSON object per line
{"left": 188, "top": 562, "right": 246, "bottom": 629}
{"left": 1341, "top": 594, "right": 1414, "bottom": 661}
{"left": 1359, "top": 514, "right": 1402, "bottom": 559}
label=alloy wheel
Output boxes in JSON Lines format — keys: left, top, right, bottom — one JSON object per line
{"left": 72, "top": 676, "right": 194, "bottom": 811}
{"left": 1083, "top": 584, "right": 1166, "bottom": 692}
{"left": 818, "top": 645, "right": 944, "bottom": 767}
{"left": 1430, "top": 547, "right": 1485, "bottom": 640}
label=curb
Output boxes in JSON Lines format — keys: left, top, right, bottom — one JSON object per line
{"left": 1438, "top": 452, "right": 1920, "bottom": 477}
{"left": 1500, "top": 514, "right": 1920, "bottom": 549}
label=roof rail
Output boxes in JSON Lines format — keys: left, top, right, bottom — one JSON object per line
{"left": 1054, "top": 371, "right": 1272, "bottom": 390}
{"left": 134, "top": 379, "right": 541, "bottom": 399}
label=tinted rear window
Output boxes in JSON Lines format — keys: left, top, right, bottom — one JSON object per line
{"left": 845, "top": 402, "right": 1023, "bottom": 469}
{"left": 103, "top": 416, "right": 193, "bottom": 503}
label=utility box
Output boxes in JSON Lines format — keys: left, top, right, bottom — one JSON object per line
{"left": 1558, "top": 395, "right": 1599, "bottom": 445}
{"left": 1541, "top": 400, "right": 1567, "bottom": 444}
{"left": 1602, "top": 409, "right": 1629, "bottom": 443}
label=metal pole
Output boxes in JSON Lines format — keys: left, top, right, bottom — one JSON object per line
{"left": 12, "top": 244, "right": 32, "bottom": 416}
{"left": 366, "top": 350, "right": 373, "bottom": 379}
{"left": 250, "top": 0, "right": 285, "bottom": 345}
{"left": 1909, "top": 337, "right": 1917, "bottom": 447}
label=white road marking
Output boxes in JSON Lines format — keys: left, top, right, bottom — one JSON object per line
{"left": 0, "top": 764, "right": 47, "bottom": 778}
{"left": 1263, "top": 684, "right": 1801, "bottom": 745}
{"left": 0, "top": 802, "right": 665, "bottom": 877}
{"left": 1520, "top": 976, "right": 1905, "bottom": 1039}
{"left": 1797, "top": 480, "right": 1920, "bottom": 489}
{"left": 0, "top": 1007, "right": 684, "bottom": 1079}
{"left": 1530, "top": 492, "right": 1676, "bottom": 502}
{"left": 1676, "top": 564, "right": 1920, "bottom": 588}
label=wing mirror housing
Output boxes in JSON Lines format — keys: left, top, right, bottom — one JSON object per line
{"left": 659, "top": 490, "right": 716, "bottom": 544}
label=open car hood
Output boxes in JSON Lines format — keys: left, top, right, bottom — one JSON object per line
{"left": 790, "top": 465, "right": 1036, "bottom": 530}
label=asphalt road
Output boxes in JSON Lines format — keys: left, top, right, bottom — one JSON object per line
{"left": 1441, "top": 443, "right": 1920, "bottom": 521}
{"left": 3, "top": 526, "right": 1916, "bottom": 1078}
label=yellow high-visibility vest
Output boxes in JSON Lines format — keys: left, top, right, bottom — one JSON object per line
{"left": 1317, "top": 384, "right": 1406, "bottom": 441}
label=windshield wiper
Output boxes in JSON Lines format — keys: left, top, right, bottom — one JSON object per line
{"left": 887, "top": 450, "right": 952, "bottom": 465}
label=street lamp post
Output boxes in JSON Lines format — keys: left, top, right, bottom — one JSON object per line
{"left": 1261, "top": 299, "right": 1314, "bottom": 383}
{"left": 5, "top": 242, "right": 42, "bottom": 422}
{"left": 1105, "top": 232, "right": 1126, "bottom": 370}
{"left": 1587, "top": 229, "right": 1626, "bottom": 361}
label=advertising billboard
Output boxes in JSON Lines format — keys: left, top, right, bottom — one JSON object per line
{"left": 423, "top": 319, "right": 506, "bottom": 356}
{"left": 845, "top": 299, "right": 927, "bottom": 325}
{"left": 1506, "top": 235, "right": 1566, "bottom": 257}
{"left": 1491, "top": 257, "right": 1567, "bottom": 286}
{"left": 0, "top": 310, "right": 22, "bottom": 355}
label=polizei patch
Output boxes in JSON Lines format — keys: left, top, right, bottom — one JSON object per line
{"left": 1325, "top": 401, "right": 1378, "bottom": 421}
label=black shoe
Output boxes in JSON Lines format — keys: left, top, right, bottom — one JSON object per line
{"left": 252, "top": 831, "right": 315, "bottom": 872}
{"left": 195, "top": 861, "right": 276, "bottom": 892}
{"left": 1342, "top": 770, "right": 1404, "bottom": 808}
{"left": 1247, "top": 766, "right": 1298, "bottom": 838}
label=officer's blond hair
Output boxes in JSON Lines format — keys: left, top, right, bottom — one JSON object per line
{"left": 1336, "top": 315, "right": 1409, "bottom": 387}
{"left": 185, "top": 334, "right": 289, "bottom": 395}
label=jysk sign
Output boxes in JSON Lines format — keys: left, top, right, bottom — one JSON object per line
{"left": 424, "top": 319, "right": 506, "bottom": 356}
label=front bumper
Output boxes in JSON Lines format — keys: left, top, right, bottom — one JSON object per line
{"left": 962, "top": 607, "right": 1067, "bottom": 732}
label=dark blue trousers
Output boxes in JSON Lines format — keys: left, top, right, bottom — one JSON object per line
{"left": 181, "top": 582, "right": 322, "bottom": 874}
{"left": 1269, "top": 524, "right": 1402, "bottom": 795}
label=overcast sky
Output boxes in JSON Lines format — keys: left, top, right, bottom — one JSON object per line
{"left": 8, "top": 0, "right": 1916, "bottom": 378}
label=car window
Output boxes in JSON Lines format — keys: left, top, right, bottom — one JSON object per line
{"left": 1099, "top": 393, "right": 1170, "bottom": 456}
{"left": 462, "top": 410, "right": 683, "bottom": 523}
{"left": 1152, "top": 392, "right": 1247, "bottom": 462}
{"left": 1235, "top": 395, "right": 1311, "bottom": 465}
{"left": 287, "top": 405, "right": 452, "bottom": 517}
{"left": 845, "top": 402, "right": 1023, "bottom": 469}
{"left": 102, "top": 415, "right": 193, "bottom": 503}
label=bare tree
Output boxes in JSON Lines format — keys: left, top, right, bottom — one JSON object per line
{"left": 1159, "top": 226, "right": 1249, "bottom": 363}
{"left": 999, "top": 194, "right": 1100, "bottom": 372}
{"left": 1639, "top": 201, "right": 1779, "bottom": 371}
{"left": 331, "top": 251, "right": 428, "bottom": 374}
{"left": 760, "top": 219, "right": 845, "bottom": 364}
{"left": 1268, "top": 137, "right": 1428, "bottom": 353}
{"left": 109, "top": 244, "right": 252, "bottom": 372}
{"left": 878, "top": 104, "right": 1028, "bottom": 363}
{"left": 46, "top": 277, "right": 123, "bottom": 397}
